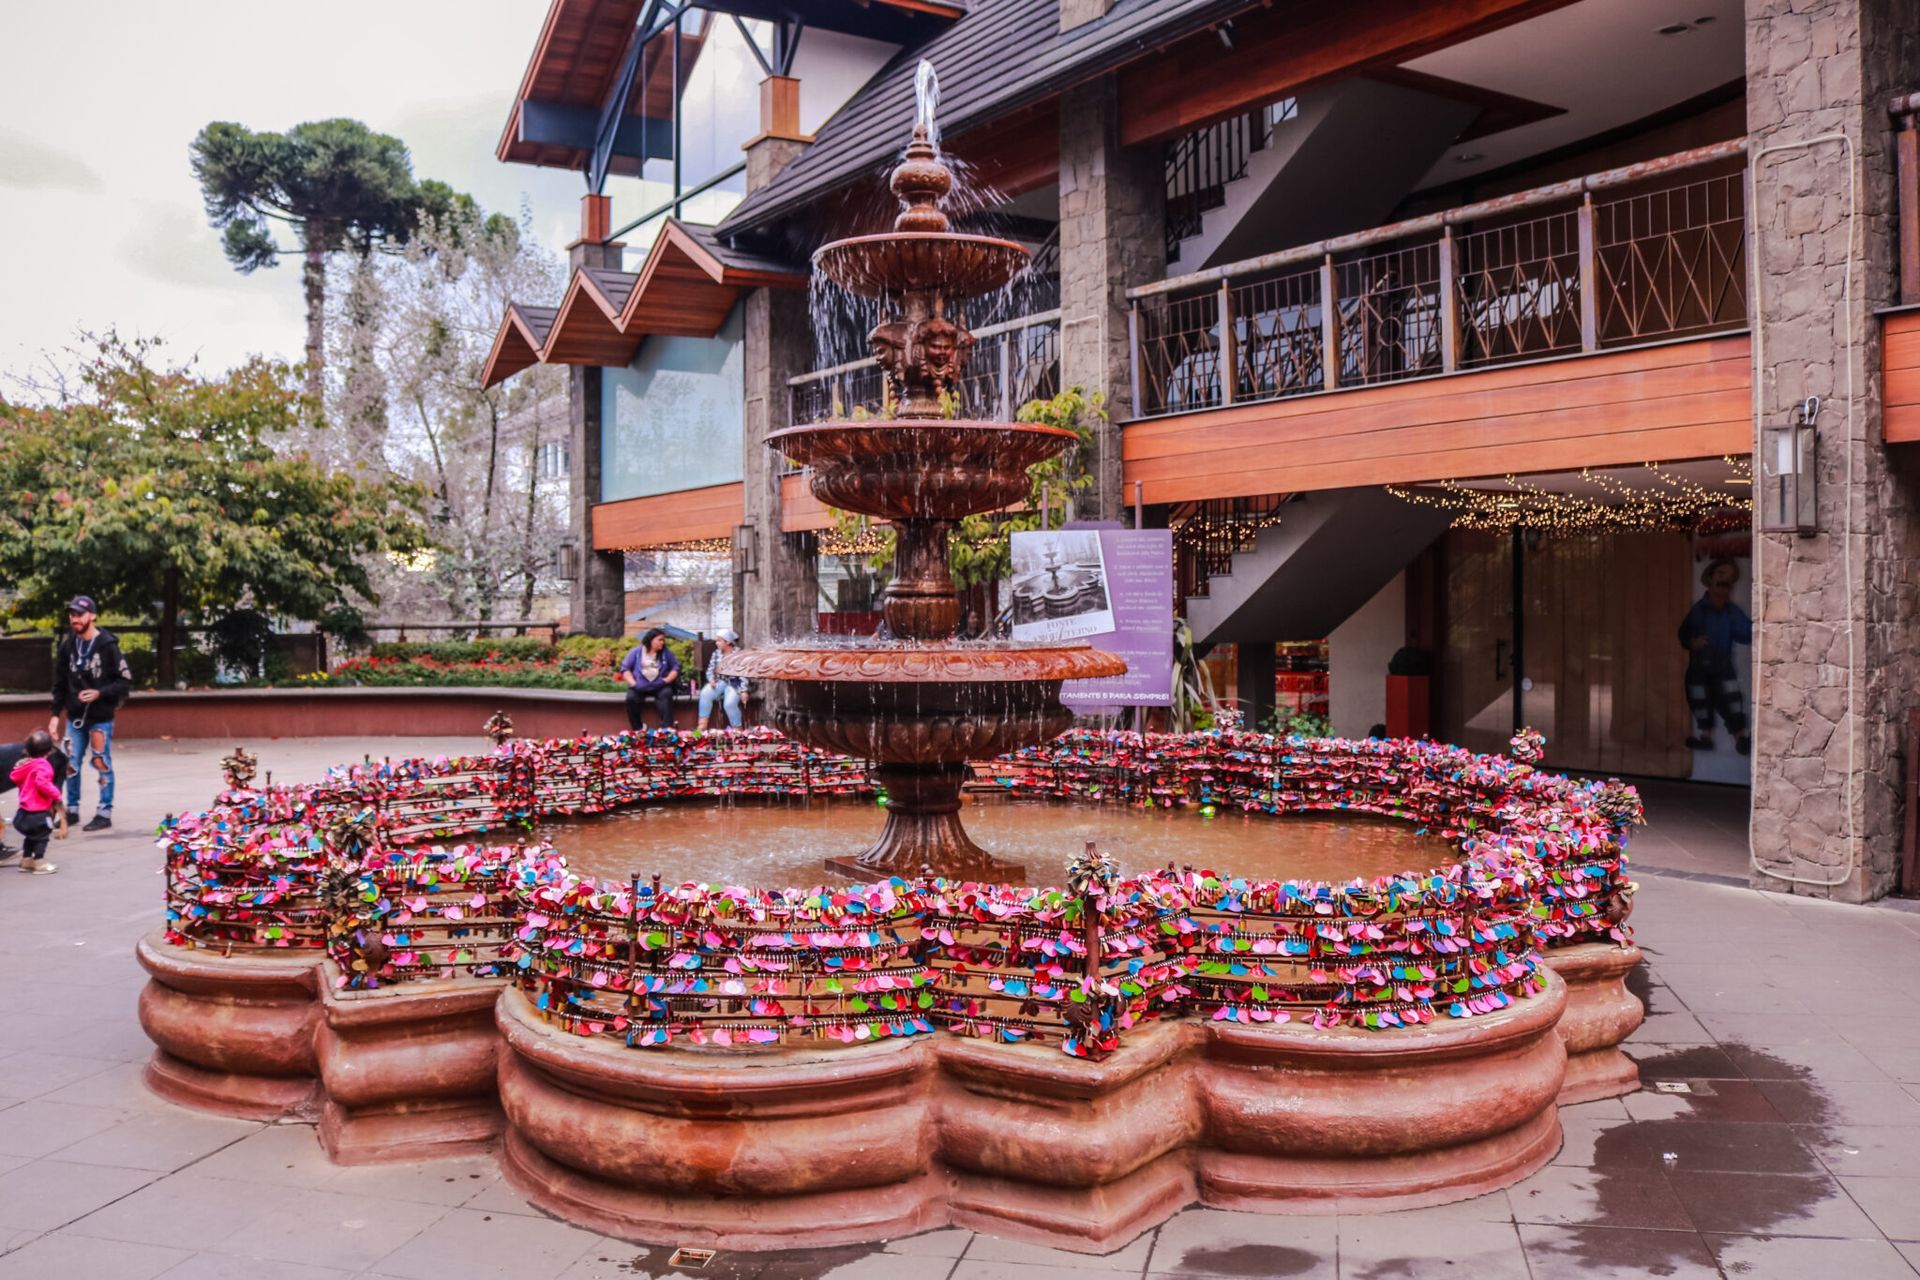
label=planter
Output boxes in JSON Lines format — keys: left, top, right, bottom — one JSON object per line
{"left": 0, "top": 687, "right": 720, "bottom": 740}
{"left": 1194, "top": 969, "right": 1567, "bottom": 1213}
{"left": 495, "top": 988, "right": 940, "bottom": 1251}
{"left": 1543, "top": 942, "right": 1644, "bottom": 1104}
{"left": 136, "top": 928, "right": 321, "bottom": 1120}
{"left": 315, "top": 969, "right": 506, "bottom": 1164}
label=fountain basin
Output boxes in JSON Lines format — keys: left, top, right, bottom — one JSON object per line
{"left": 812, "top": 231, "right": 1029, "bottom": 297}
{"left": 492, "top": 973, "right": 1565, "bottom": 1252}
{"left": 766, "top": 420, "right": 1079, "bottom": 521}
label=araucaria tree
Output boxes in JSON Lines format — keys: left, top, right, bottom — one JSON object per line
{"left": 190, "top": 118, "right": 473, "bottom": 397}
{"left": 0, "top": 335, "right": 427, "bottom": 686}
{"left": 328, "top": 207, "right": 570, "bottom": 622}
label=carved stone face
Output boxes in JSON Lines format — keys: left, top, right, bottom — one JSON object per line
{"left": 914, "top": 317, "right": 972, "bottom": 384}
{"left": 868, "top": 321, "right": 911, "bottom": 377}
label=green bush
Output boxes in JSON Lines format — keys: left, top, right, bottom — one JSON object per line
{"left": 559, "top": 634, "right": 698, "bottom": 678}
{"left": 370, "top": 637, "right": 554, "bottom": 663}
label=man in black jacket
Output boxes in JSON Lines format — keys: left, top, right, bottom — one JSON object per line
{"left": 47, "top": 596, "right": 131, "bottom": 832}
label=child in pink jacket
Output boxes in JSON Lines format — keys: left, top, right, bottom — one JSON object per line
{"left": 10, "top": 731, "right": 62, "bottom": 874}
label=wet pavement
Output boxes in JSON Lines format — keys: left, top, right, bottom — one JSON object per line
{"left": 0, "top": 737, "right": 1909, "bottom": 1279}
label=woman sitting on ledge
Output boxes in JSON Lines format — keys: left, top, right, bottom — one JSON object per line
{"left": 618, "top": 629, "right": 680, "bottom": 731}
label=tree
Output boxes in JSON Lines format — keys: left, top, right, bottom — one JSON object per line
{"left": 190, "top": 118, "right": 475, "bottom": 398}
{"left": 326, "top": 205, "right": 571, "bottom": 623}
{"left": 0, "top": 335, "right": 428, "bottom": 686}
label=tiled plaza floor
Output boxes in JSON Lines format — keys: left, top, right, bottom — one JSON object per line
{"left": 0, "top": 736, "right": 1913, "bottom": 1278}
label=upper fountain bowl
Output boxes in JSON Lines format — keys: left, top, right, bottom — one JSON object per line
{"left": 812, "top": 232, "right": 1029, "bottom": 300}
{"left": 768, "top": 418, "right": 1078, "bottom": 521}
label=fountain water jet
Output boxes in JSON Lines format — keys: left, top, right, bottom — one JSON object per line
{"left": 726, "top": 63, "right": 1124, "bottom": 881}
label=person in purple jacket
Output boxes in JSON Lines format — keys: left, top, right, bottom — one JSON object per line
{"left": 618, "top": 628, "right": 681, "bottom": 730}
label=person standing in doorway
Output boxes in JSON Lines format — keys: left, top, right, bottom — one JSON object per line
{"left": 48, "top": 596, "right": 131, "bottom": 831}
{"left": 618, "top": 628, "right": 681, "bottom": 730}
{"left": 696, "top": 630, "right": 749, "bottom": 731}
{"left": 1677, "top": 558, "right": 1752, "bottom": 756}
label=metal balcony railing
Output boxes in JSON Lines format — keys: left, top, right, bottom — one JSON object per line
{"left": 1128, "top": 140, "right": 1751, "bottom": 420}
{"left": 784, "top": 309, "right": 1064, "bottom": 474}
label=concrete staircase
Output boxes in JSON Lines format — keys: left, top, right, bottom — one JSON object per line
{"left": 1169, "top": 79, "right": 1480, "bottom": 271}
{"left": 1184, "top": 487, "right": 1452, "bottom": 644}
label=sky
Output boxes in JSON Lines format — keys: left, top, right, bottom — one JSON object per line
{"left": 0, "top": 1, "right": 587, "bottom": 383}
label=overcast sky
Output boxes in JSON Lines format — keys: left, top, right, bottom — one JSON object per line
{"left": 0, "top": 1, "right": 586, "bottom": 382}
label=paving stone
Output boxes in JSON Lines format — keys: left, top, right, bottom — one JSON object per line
{"left": 1620, "top": 1118, "right": 1822, "bottom": 1175}
{"left": 217, "top": 1186, "right": 447, "bottom": 1272}
{"left": 1505, "top": 1165, "right": 1693, "bottom": 1230}
{"left": 0, "top": 1231, "right": 191, "bottom": 1279}
{"left": 1147, "top": 1209, "right": 1336, "bottom": 1277}
{"left": 882, "top": 1228, "right": 975, "bottom": 1257}
{"left": 1666, "top": 1170, "right": 1881, "bottom": 1237}
{"left": 1621, "top": 1078, "right": 1788, "bottom": 1123}
{"left": 155, "top": 1254, "right": 355, "bottom": 1280}
{"left": 183, "top": 1122, "right": 338, "bottom": 1189}
{"left": 1754, "top": 1078, "right": 1920, "bottom": 1126}
{"left": 63, "top": 1172, "right": 259, "bottom": 1250}
{"left": 1838, "top": 1175, "right": 1920, "bottom": 1243}
{"left": 0, "top": 1099, "right": 127, "bottom": 1159}
{"left": 1515, "top": 1224, "right": 1720, "bottom": 1279}
{"left": 1798, "top": 1125, "right": 1920, "bottom": 1178}
{"left": 963, "top": 1229, "right": 1154, "bottom": 1270}
{"left": 1721, "top": 1040, "right": 1888, "bottom": 1082}
{"left": 949, "top": 1264, "right": 1137, "bottom": 1280}
{"left": 1333, "top": 1216, "right": 1529, "bottom": 1280}
{"left": 556, "top": 1239, "right": 773, "bottom": 1280}
{"left": 1706, "top": 1233, "right": 1920, "bottom": 1279}
{"left": 50, "top": 1109, "right": 259, "bottom": 1172}
{"left": 366, "top": 1204, "right": 603, "bottom": 1280}
{"left": 0, "top": 1158, "right": 157, "bottom": 1232}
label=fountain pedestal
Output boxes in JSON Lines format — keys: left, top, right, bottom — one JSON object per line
{"left": 725, "top": 122, "right": 1125, "bottom": 881}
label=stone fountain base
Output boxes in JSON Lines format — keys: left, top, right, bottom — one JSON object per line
{"left": 1544, "top": 941, "right": 1646, "bottom": 1104}
{"left": 491, "top": 974, "right": 1568, "bottom": 1254}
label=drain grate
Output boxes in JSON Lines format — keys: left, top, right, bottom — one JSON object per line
{"left": 669, "top": 1247, "right": 717, "bottom": 1269}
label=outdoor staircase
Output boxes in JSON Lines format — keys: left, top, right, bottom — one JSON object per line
{"left": 1181, "top": 488, "right": 1452, "bottom": 644}
{"left": 1165, "top": 80, "right": 1481, "bottom": 270}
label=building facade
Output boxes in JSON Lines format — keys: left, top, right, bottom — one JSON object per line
{"left": 484, "top": 0, "right": 1920, "bottom": 902}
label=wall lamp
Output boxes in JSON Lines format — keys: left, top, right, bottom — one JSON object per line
{"left": 1759, "top": 396, "right": 1819, "bottom": 535}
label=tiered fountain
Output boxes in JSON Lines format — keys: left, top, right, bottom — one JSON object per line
{"left": 726, "top": 70, "right": 1124, "bottom": 882}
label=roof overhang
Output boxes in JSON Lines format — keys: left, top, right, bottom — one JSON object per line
{"left": 482, "top": 219, "right": 806, "bottom": 386}
{"left": 499, "top": 0, "right": 959, "bottom": 172}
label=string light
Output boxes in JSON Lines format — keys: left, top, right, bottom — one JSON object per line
{"left": 1387, "top": 460, "right": 1752, "bottom": 534}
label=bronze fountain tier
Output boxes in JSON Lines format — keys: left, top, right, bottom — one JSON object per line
{"left": 725, "top": 120, "right": 1125, "bottom": 882}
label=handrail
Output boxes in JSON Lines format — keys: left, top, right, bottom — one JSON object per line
{"left": 1130, "top": 139, "right": 1749, "bottom": 300}
{"left": 787, "top": 308, "right": 1064, "bottom": 386}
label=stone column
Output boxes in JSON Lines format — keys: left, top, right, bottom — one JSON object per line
{"left": 1057, "top": 76, "right": 1167, "bottom": 521}
{"left": 568, "top": 196, "right": 627, "bottom": 637}
{"left": 737, "top": 86, "right": 820, "bottom": 643}
{"left": 1746, "top": 0, "right": 1920, "bottom": 899}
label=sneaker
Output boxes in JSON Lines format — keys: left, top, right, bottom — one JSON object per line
{"left": 82, "top": 815, "right": 111, "bottom": 832}
{"left": 26, "top": 862, "right": 56, "bottom": 875}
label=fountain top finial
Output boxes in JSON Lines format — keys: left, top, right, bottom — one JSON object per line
{"left": 890, "top": 124, "right": 952, "bottom": 234}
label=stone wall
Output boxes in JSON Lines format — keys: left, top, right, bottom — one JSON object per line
{"left": 1058, "top": 77, "right": 1166, "bottom": 520}
{"left": 1746, "top": 0, "right": 1920, "bottom": 898}
{"left": 567, "top": 236, "right": 630, "bottom": 638}
{"left": 740, "top": 134, "right": 821, "bottom": 643}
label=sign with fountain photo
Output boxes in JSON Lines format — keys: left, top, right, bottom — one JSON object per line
{"left": 1013, "top": 526, "right": 1175, "bottom": 707}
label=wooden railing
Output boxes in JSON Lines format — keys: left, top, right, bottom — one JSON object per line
{"left": 1893, "top": 93, "right": 1920, "bottom": 306}
{"left": 1127, "top": 141, "right": 1749, "bottom": 420}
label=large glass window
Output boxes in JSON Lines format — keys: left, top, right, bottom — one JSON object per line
{"left": 601, "top": 304, "right": 745, "bottom": 501}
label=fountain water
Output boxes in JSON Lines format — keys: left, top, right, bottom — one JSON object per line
{"left": 726, "top": 62, "right": 1125, "bottom": 881}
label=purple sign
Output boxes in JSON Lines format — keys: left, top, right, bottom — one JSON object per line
{"left": 1009, "top": 525, "right": 1173, "bottom": 707}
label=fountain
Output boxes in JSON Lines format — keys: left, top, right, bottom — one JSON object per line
{"left": 726, "top": 64, "right": 1124, "bottom": 882}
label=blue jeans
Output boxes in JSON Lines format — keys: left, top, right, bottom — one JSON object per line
{"left": 698, "top": 684, "right": 743, "bottom": 728}
{"left": 64, "top": 719, "right": 114, "bottom": 815}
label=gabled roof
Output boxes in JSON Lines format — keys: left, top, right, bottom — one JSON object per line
{"left": 481, "top": 220, "right": 805, "bottom": 386}
{"left": 480, "top": 304, "right": 560, "bottom": 389}
{"left": 716, "top": 0, "right": 1256, "bottom": 237}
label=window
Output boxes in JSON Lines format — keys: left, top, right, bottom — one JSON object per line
{"left": 536, "top": 440, "right": 570, "bottom": 481}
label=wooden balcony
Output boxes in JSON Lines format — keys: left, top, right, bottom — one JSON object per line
{"left": 1123, "top": 141, "right": 1752, "bottom": 498}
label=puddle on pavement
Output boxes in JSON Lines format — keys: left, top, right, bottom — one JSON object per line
{"left": 1174, "top": 1242, "right": 1320, "bottom": 1276}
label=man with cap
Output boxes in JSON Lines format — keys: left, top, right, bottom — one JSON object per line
{"left": 47, "top": 596, "right": 131, "bottom": 832}
{"left": 696, "top": 630, "right": 749, "bottom": 731}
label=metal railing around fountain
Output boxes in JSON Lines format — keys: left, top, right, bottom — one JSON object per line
{"left": 159, "top": 730, "right": 1636, "bottom": 1056}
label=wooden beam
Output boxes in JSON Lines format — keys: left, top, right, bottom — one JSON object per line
{"left": 1118, "top": 0, "right": 1576, "bottom": 148}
